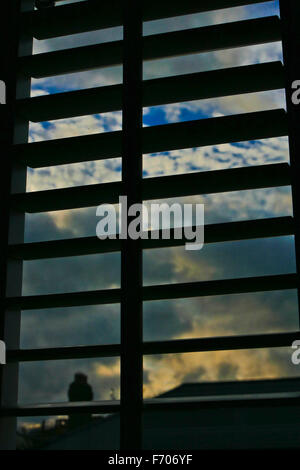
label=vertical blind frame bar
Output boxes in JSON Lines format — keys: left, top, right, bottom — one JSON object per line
{"left": 120, "top": 1, "right": 143, "bottom": 450}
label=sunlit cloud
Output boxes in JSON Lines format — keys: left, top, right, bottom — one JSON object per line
{"left": 20, "top": 1, "right": 299, "bottom": 415}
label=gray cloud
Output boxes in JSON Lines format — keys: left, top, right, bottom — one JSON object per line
{"left": 19, "top": 0, "right": 300, "bottom": 412}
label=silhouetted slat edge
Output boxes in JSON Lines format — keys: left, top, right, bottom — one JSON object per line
{"left": 0, "top": 401, "right": 120, "bottom": 417}
{"left": 6, "top": 330, "right": 300, "bottom": 363}
{"left": 8, "top": 217, "right": 295, "bottom": 260}
{"left": 144, "top": 391, "right": 300, "bottom": 411}
{"left": 142, "top": 274, "right": 298, "bottom": 302}
{"left": 7, "top": 344, "right": 121, "bottom": 362}
{"left": 5, "top": 274, "right": 297, "bottom": 311}
{"left": 3, "top": 390, "right": 300, "bottom": 417}
{"left": 143, "top": 332, "right": 300, "bottom": 355}
{"left": 15, "top": 109, "right": 288, "bottom": 168}
{"left": 17, "top": 62, "right": 284, "bottom": 122}
{"left": 20, "top": 16, "right": 281, "bottom": 78}
{"left": 23, "top": 1, "right": 275, "bottom": 40}
{"left": 5, "top": 288, "right": 122, "bottom": 310}
{"left": 10, "top": 161, "right": 291, "bottom": 213}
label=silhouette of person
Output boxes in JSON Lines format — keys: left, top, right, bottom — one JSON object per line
{"left": 68, "top": 372, "right": 94, "bottom": 428}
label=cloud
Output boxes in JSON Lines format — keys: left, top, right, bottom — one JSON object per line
{"left": 29, "top": 111, "right": 122, "bottom": 143}
{"left": 143, "top": 347, "right": 293, "bottom": 398}
{"left": 19, "top": 357, "right": 120, "bottom": 404}
{"left": 19, "top": 1, "right": 300, "bottom": 417}
{"left": 19, "top": 229, "right": 298, "bottom": 404}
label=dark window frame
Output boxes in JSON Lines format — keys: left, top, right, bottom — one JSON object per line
{"left": 0, "top": 0, "right": 300, "bottom": 450}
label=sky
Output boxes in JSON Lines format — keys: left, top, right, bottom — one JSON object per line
{"left": 13, "top": 0, "right": 300, "bottom": 428}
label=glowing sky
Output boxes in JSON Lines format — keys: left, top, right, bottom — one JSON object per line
{"left": 16, "top": 1, "right": 300, "bottom": 417}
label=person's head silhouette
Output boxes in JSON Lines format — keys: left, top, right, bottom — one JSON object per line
{"left": 74, "top": 372, "right": 87, "bottom": 384}
{"left": 68, "top": 372, "right": 94, "bottom": 428}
